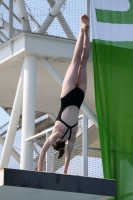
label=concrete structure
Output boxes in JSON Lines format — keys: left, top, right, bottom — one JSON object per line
{"left": 0, "top": 168, "right": 116, "bottom": 200}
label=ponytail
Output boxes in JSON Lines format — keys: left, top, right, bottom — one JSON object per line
{"left": 52, "top": 140, "right": 65, "bottom": 159}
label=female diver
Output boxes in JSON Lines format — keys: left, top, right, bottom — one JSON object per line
{"left": 38, "top": 14, "right": 90, "bottom": 174}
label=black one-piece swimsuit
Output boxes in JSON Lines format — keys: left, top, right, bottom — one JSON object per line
{"left": 56, "top": 87, "right": 85, "bottom": 140}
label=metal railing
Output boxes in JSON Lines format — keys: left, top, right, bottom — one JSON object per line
{"left": 0, "top": 113, "right": 102, "bottom": 178}
{"left": 33, "top": 115, "right": 103, "bottom": 178}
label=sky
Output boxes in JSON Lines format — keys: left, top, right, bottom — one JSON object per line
{"left": 0, "top": 107, "right": 10, "bottom": 128}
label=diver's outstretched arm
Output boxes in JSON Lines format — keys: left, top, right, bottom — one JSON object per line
{"left": 63, "top": 140, "right": 75, "bottom": 174}
{"left": 38, "top": 134, "right": 57, "bottom": 171}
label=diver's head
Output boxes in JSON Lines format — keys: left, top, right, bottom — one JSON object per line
{"left": 52, "top": 140, "right": 65, "bottom": 159}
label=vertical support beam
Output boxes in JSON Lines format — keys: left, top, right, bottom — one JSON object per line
{"left": 87, "top": 0, "right": 90, "bottom": 18}
{"left": 82, "top": 114, "right": 88, "bottom": 177}
{"left": 87, "top": 0, "right": 91, "bottom": 43}
{"left": 9, "top": 0, "right": 13, "bottom": 38}
{"left": 20, "top": 56, "right": 37, "bottom": 170}
{"left": 3, "top": 1, "right": 21, "bottom": 23}
{"left": 13, "top": 0, "right": 40, "bottom": 28}
{"left": 39, "top": 57, "right": 98, "bottom": 127}
{"left": 15, "top": 0, "right": 31, "bottom": 32}
{"left": 0, "top": 17, "right": 22, "bottom": 35}
{"left": 0, "top": 67, "right": 24, "bottom": 169}
{"left": 46, "top": 132, "right": 51, "bottom": 172}
{"left": 51, "top": 148, "right": 55, "bottom": 172}
{"left": 81, "top": 104, "right": 98, "bottom": 127}
{"left": 0, "top": 17, "right": 21, "bottom": 35}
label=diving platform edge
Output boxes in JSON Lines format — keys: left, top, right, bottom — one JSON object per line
{"left": 0, "top": 168, "right": 116, "bottom": 200}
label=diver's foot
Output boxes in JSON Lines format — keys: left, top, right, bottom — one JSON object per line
{"left": 80, "top": 14, "right": 89, "bottom": 32}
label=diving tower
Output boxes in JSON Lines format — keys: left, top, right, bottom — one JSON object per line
{"left": 0, "top": 1, "right": 116, "bottom": 199}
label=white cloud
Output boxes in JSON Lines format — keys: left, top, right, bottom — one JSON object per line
{"left": 93, "top": 0, "right": 130, "bottom": 11}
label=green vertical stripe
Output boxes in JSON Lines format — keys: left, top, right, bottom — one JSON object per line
{"left": 93, "top": 39, "right": 133, "bottom": 199}
{"left": 93, "top": 40, "right": 112, "bottom": 178}
{"left": 96, "top": 0, "right": 133, "bottom": 24}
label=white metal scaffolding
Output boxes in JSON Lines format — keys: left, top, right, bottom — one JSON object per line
{"left": 0, "top": 0, "right": 98, "bottom": 176}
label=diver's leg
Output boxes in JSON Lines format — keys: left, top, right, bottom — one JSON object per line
{"left": 76, "top": 16, "right": 90, "bottom": 93}
{"left": 61, "top": 14, "right": 89, "bottom": 97}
